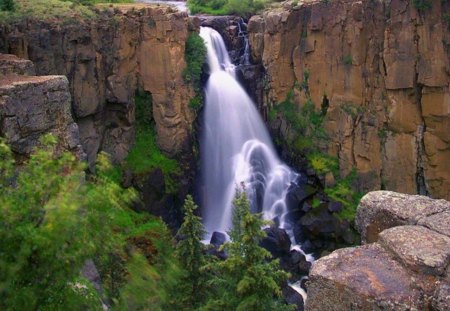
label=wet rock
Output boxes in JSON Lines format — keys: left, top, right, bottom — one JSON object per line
{"left": 261, "top": 227, "right": 291, "bottom": 257}
{"left": 306, "top": 244, "right": 431, "bottom": 311}
{"left": 378, "top": 225, "right": 450, "bottom": 276}
{"left": 210, "top": 231, "right": 227, "bottom": 247}
{"left": 356, "top": 191, "right": 450, "bottom": 243}
{"left": 283, "top": 285, "right": 304, "bottom": 311}
{"left": 280, "top": 250, "right": 311, "bottom": 278}
{"left": 327, "top": 201, "right": 343, "bottom": 213}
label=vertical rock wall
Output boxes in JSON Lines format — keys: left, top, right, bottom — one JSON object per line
{"left": 248, "top": 0, "right": 449, "bottom": 200}
{"left": 0, "top": 6, "right": 195, "bottom": 165}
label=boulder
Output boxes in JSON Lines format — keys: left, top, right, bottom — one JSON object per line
{"left": 260, "top": 227, "right": 291, "bottom": 258}
{"left": 356, "top": 191, "right": 450, "bottom": 243}
{"left": 418, "top": 210, "right": 450, "bottom": 238}
{"left": 283, "top": 285, "right": 304, "bottom": 311}
{"left": 378, "top": 225, "right": 450, "bottom": 276}
{"left": 306, "top": 244, "right": 431, "bottom": 311}
{"left": 433, "top": 282, "right": 450, "bottom": 311}
{"left": 210, "top": 231, "right": 227, "bottom": 247}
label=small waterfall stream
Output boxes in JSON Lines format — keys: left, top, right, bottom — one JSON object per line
{"left": 199, "top": 26, "right": 299, "bottom": 237}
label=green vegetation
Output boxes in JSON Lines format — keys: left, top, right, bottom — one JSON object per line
{"left": 269, "top": 73, "right": 363, "bottom": 221}
{"left": 0, "top": 0, "right": 133, "bottom": 21}
{"left": 175, "top": 195, "right": 208, "bottom": 309}
{"left": 412, "top": 0, "right": 432, "bottom": 11}
{"left": 187, "top": 0, "right": 268, "bottom": 17}
{"left": 342, "top": 54, "right": 353, "bottom": 65}
{"left": 184, "top": 33, "right": 207, "bottom": 113}
{"left": 0, "top": 0, "right": 15, "bottom": 11}
{"left": 0, "top": 135, "right": 181, "bottom": 310}
{"left": 125, "top": 91, "right": 180, "bottom": 192}
{"left": 203, "top": 190, "right": 293, "bottom": 310}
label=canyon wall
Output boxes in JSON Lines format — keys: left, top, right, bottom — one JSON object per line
{"left": 0, "top": 5, "right": 195, "bottom": 166}
{"left": 249, "top": 0, "right": 450, "bottom": 200}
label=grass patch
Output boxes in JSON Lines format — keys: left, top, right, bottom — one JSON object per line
{"left": 125, "top": 91, "right": 180, "bottom": 193}
{"left": 188, "top": 0, "right": 268, "bottom": 17}
{"left": 0, "top": 0, "right": 133, "bottom": 22}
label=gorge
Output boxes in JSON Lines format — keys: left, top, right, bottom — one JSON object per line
{"left": 0, "top": 0, "right": 449, "bottom": 310}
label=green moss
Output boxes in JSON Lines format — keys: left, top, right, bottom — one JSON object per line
{"left": 342, "top": 54, "right": 353, "bottom": 65}
{"left": 325, "top": 170, "right": 363, "bottom": 221}
{"left": 307, "top": 152, "right": 339, "bottom": 176}
{"left": 412, "top": 0, "right": 431, "bottom": 11}
{"left": 125, "top": 91, "right": 180, "bottom": 193}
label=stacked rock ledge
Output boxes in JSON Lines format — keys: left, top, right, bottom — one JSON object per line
{"left": 0, "top": 53, "right": 84, "bottom": 158}
{"left": 306, "top": 191, "right": 450, "bottom": 311}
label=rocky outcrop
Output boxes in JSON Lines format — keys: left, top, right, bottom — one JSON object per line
{"left": 248, "top": 0, "right": 450, "bottom": 200}
{"left": 306, "top": 191, "right": 450, "bottom": 311}
{"left": 0, "top": 54, "right": 83, "bottom": 158}
{"left": 0, "top": 5, "right": 195, "bottom": 165}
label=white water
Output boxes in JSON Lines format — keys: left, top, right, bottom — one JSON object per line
{"left": 199, "top": 27, "right": 299, "bottom": 236}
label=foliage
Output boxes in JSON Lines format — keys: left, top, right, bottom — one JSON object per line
{"left": 125, "top": 91, "right": 180, "bottom": 192}
{"left": 175, "top": 195, "right": 208, "bottom": 309}
{"left": 412, "top": 0, "right": 432, "bottom": 11}
{"left": 183, "top": 33, "right": 207, "bottom": 112}
{"left": 342, "top": 54, "right": 353, "bottom": 65}
{"left": 0, "top": 0, "right": 15, "bottom": 11}
{"left": 0, "top": 134, "right": 189, "bottom": 310}
{"left": 307, "top": 152, "right": 339, "bottom": 176}
{"left": 203, "top": 190, "right": 293, "bottom": 311}
{"left": 0, "top": 0, "right": 96, "bottom": 21}
{"left": 325, "top": 170, "right": 363, "bottom": 221}
{"left": 188, "top": 0, "right": 268, "bottom": 17}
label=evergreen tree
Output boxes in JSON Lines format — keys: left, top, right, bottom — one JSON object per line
{"left": 203, "top": 190, "right": 293, "bottom": 311}
{"left": 175, "top": 195, "right": 207, "bottom": 309}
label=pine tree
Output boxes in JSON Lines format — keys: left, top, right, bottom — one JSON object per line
{"left": 175, "top": 195, "right": 207, "bottom": 309}
{"left": 0, "top": 0, "right": 15, "bottom": 12}
{"left": 203, "top": 190, "right": 293, "bottom": 311}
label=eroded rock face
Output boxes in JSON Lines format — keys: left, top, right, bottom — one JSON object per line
{"left": 0, "top": 70, "right": 83, "bottom": 157}
{"left": 248, "top": 0, "right": 450, "bottom": 200}
{"left": 0, "top": 5, "right": 195, "bottom": 164}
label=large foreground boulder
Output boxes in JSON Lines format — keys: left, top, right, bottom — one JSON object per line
{"left": 306, "top": 191, "right": 450, "bottom": 311}
{"left": 306, "top": 244, "right": 432, "bottom": 311}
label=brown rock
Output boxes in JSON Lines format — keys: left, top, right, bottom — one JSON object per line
{"left": 0, "top": 53, "right": 35, "bottom": 75}
{"left": 306, "top": 243, "right": 429, "bottom": 311}
{"left": 418, "top": 211, "right": 450, "bottom": 238}
{"left": 379, "top": 225, "right": 450, "bottom": 276}
{"left": 0, "top": 74, "right": 83, "bottom": 156}
{"left": 248, "top": 0, "right": 450, "bottom": 200}
{"left": 356, "top": 191, "right": 450, "bottom": 244}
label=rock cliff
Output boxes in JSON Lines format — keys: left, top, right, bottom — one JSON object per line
{"left": 306, "top": 191, "right": 450, "bottom": 311}
{"left": 248, "top": 0, "right": 450, "bottom": 200}
{"left": 0, "top": 54, "right": 83, "bottom": 158}
{"left": 0, "top": 5, "right": 195, "bottom": 165}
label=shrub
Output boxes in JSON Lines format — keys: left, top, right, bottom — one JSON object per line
{"left": 0, "top": 0, "right": 15, "bottom": 11}
{"left": 412, "top": 0, "right": 431, "bottom": 11}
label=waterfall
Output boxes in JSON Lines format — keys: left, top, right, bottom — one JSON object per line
{"left": 199, "top": 26, "right": 299, "bottom": 237}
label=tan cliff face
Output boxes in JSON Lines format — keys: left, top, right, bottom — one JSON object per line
{"left": 0, "top": 5, "right": 195, "bottom": 165}
{"left": 249, "top": 0, "right": 450, "bottom": 200}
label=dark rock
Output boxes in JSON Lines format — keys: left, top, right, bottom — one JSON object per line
{"left": 280, "top": 250, "right": 311, "bottom": 279}
{"left": 300, "top": 240, "right": 315, "bottom": 254}
{"left": 261, "top": 227, "right": 291, "bottom": 258}
{"left": 328, "top": 201, "right": 343, "bottom": 213}
{"left": 283, "top": 285, "right": 304, "bottom": 311}
{"left": 210, "top": 231, "right": 227, "bottom": 247}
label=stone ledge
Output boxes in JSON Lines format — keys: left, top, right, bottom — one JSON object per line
{"left": 379, "top": 225, "right": 450, "bottom": 276}
{"left": 356, "top": 191, "right": 450, "bottom": 244}
{"left": 0, "top": 54, "right": 35, "bottom": 76}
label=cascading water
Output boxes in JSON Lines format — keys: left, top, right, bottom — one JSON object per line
{"left": 199, "top": 26, "right": 299, "bottom": 237}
